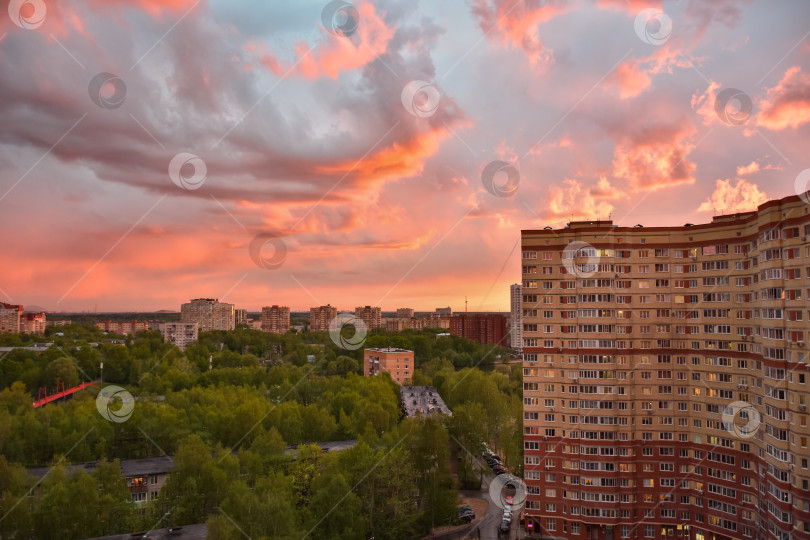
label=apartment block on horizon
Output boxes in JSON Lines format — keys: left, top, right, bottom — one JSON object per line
{"left": 449, "top": 314, "right": 508, "bottom": 346}
{"left": 235, "top": 309, "right": 248, "bottom": 326}
{"left": 310, "top": 304, "right": 338, "bottom": 332}
{"left": 355, "top": 306, "right": 382, "bottom": 330}
{"left": 94, "top": 320, "right": 149, "bottom": 335}
{"left": 412, "top": 317, "right": 450, "bottom": 330}
{"left": 158, "top": 322, "right": 198, "bottom": 350}
{"left": 520, "top": 192, "right": 810, "bottom": 540}
{"left": 180, "top": 298, "right": 235, "bottom": 332}
{"left": 363, "top": 347, "right": 413, "bottom": 385}
{"left": 384, "top": 317, "right": 413, "bottom": 332}
{"left": 260, "top": 305, "right": 290, "bottom": 334}
{"left": 511, "top": 283, "right": 522, "bottom": 350}
{"left": 20, "top": 312, "right": 46, "bottom": 334}
{"left": 0, "top": 303, "right": 22, "bottom": 333}
{"left": 435, "top": 307, "right": 452, "bottom": 317}
{"left": 396, "top": 307, "right": 415, "bottom": 318}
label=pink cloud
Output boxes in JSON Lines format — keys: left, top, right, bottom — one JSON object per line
{"left": 610, "top": 46, "right": 694, "bottom": 99}
{"left": 756, "top": 66, "right": 810, "bottom": 130}
{"left": 469, "top": 0, "right": 570, "bottom": 65}
{"left": 697, "top": 178, "right": 768, "bottom": 213}
{"left": 256, "top": 2, "right": 394, "bottom": 80}
{"left": 612, "top": 120, "right": 697, "bottom": 190}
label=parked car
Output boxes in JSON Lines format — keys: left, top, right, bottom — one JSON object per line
{"left": 504, "top": 495, "right": 513, "bottom": 506}
{"left": 499, "top": 519, "right": 511, "bottom": 534}
{"left": 457, "top": 507, "right": 475, "bottom": 523}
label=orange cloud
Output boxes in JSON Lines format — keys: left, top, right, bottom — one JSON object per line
{"left": 756, "top": 66, "right": 810, "bottom": 130}
{"left": 697, "top": 178, "right": 768, "bottom": 214}
{"left": 545, "top": 178, "right": 615, "bottom": 225}
{"left": 257, "top": 2, "right": 394, "bottom": 80}
{"left": 612, "top": 121, "right": 697, "bottom": 190}
{"left": 313, "top": 126, "right": 451, "bottom": 185}
{"left": 590, "top": 176, "right": 626, "bottom": 200}
{"left": 736, "top": 160, "right": 759, "bottom": 176}
{"left": 469, "top": 0, "right": 570, "bottom": 65}
{"left": 691, "top": 80, "right": 723, "bottom": 125}
{"left": 596, "top": 0, "right": 662, "bottom": 13}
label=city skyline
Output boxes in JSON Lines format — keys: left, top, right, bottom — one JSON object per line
{"left": 1, "top": 1, "right": 808, "bottom": 313}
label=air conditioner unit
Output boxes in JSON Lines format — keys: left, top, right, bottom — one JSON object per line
{"left": 802, "top": 237, "right": 807, "bottom": 242}
{"left": 798, "top": 342, "right": 805, "bottom": 347}
{"left": 800, "top": 404, "right": 806, "bottom": 411}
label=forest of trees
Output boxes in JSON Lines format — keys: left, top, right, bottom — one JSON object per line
{"left": 0, "top": 324, "right": 521, "bottom": 539}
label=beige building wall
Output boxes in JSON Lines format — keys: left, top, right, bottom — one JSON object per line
{"left": 520, "top": 193, "right": 810, "bottom": 540}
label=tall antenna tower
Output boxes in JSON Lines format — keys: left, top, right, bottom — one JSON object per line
{"left": 465, "top": 296, "right": 468, "bottom": 313}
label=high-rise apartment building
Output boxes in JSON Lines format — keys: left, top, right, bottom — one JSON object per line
{"left": 520, "top": 193, "right": 810, "bottom": 540}
{"left": 235, "top": 309, "right": 248, "bottom": 326}
{"left": 511, "top": 283, "right": 522, "bottom": 350}
{"left": 449, "top": 314, "right": 507, "bottom": 345}
{"left": 355, "top": 306, "right": 382, "bottom": 330}
{"left": 384, "top": 318, "right": 413, "bottom": 332}
{"left": 396, "top": 308, "right": 415, "bottom": 318}
{"left": 20, "top": 312, "right": 46, "bottom": 334}
{"left": 435, "top": 307, "right": 452, "bottom": 317}
{"left": 310, "top": 305, "right": 338, "bottom": 332}
{"left": 0, "top": 303, "right": 22, "bottom": 333}
{"left": 260, "top": 305, "right": 290, "bottom": 334}
{"left": 180, "top": 298, "right": 235, "bottom": 332}
{"left": 158, "top": 322, "right": 199, "bottom": 350}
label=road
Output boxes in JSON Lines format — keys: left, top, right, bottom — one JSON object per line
{"left": 460, "top": 474, "right": 521, "bottom": 540}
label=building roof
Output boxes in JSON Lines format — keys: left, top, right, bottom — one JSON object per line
{"left": 82, "top": 523, "right": 207, "bottom": 540}
{"left": 401, "top": 386, "right": 452, "bottom": 417}
{"left": 28, "top": 456, "right": 174, "bottom": 480}
{"left": 364, "top": 347, "right": 413, "bottom": 353}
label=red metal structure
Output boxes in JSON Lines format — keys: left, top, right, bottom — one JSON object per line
{"left": 32, "top": 380, "right": 100, "bottom": 408}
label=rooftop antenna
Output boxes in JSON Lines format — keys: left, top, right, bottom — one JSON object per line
{"left": 465, "top": 296, "right": 468, "bottom": 314}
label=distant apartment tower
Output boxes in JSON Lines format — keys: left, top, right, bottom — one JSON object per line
{"left": 94, "top": 321, "right": 149, "bottom": 335}
{"left": 260, "top": 305, "right": 290, "bottom": 334}
{"left": 355, "top": 306, "right": 382, "bottom": 330}
{"left": 396, "top": 308, "right": 415, "bottom": 318}
{"left": 180, "top": 298, "right": 235, "bottom": 332}
{"left": 20, "top": 312, "right": 46, "bottom": 334}
{"left": 510, "top": 284, "right": 522, "bottom": 350}
{"left": 363, "top": 348, "right": 413, "bottom": 385}
{"left": 158, "top": 322, "right": 198, "bottom": 350}
{"left": 235, "top": 309, "right": 248, "bottom": 326}
{"left": 449, "top": 314, "right": 507, "bottom": 346}
{"left": 310, "top": 305, "right": 338, "bottom": 332}
{"left": 435, "top": 307, "right": 452, "bottom": 317}
{"left": 520, "top": 193, "right": 810, "bottom": 540}
{"left": 0, "top": 303, "right": 22, "bottom": 333}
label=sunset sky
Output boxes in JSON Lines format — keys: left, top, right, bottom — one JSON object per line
{"left": 1, "top": 0, "right": 809, "bottom": 313}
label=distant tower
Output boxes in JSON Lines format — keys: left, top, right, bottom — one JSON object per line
{"left": 465, "top": 296, "right": 468, "bottom": 313}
